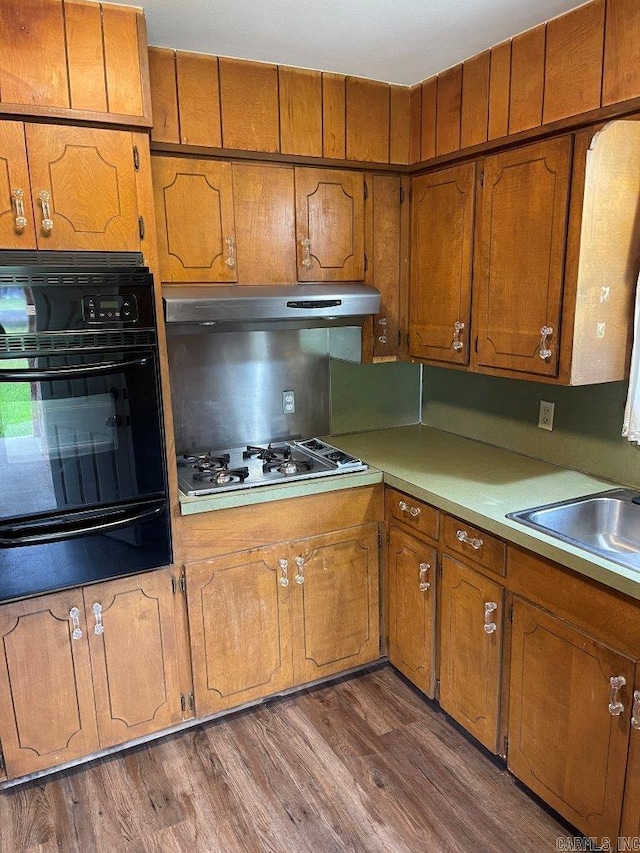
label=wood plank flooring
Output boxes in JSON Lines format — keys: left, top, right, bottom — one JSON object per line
{"left": 0, "top": 665, "right": 573, "bottom": 852}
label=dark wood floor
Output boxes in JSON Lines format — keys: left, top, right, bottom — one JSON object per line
{"left": 0, "top": 665, "right": 572, "bottom": 853}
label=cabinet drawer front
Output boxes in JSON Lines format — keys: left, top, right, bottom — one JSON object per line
{"left": 442, "top": 514, "right": 505, "bottom": 575}
{"left": 385, "top": 488, "right": 439, "bottom": 541}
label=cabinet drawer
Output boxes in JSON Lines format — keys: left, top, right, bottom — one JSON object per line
{"left": 442, "top": 515, "right": 506, "bottom": 576}
{"left": 385, "top": 488, "right": 439, "bottom": 542}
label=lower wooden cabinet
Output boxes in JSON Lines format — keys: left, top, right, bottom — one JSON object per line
{"left": 439, "top": 555, "right": 503, "bottom": 752}
{"left": 387, "top": 525, "right": 436, "bottom": 696}
{"left": 0, "top": 569, "right": 181, "bottom": 779}
{"left": 508, "top": 598, "right": 634, "bottom": 843}
{"left": 620, "top": 668, "right": 640, "bottom": 840}
{"left": 185, "top": 523, "right": 380, "bottom": 716}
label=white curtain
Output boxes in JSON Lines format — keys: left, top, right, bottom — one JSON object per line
{"left": 623, "top": 273, "right": 640, "bottom": 443}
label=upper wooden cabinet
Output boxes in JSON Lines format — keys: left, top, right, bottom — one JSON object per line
{"left": 294, "top": 167, "right": 365, "bottom": 281}
{"left": 0, "top": 0, "right": 151, "bottom": 125}
{"left": 474, "top": 136, "right": 572, "bottom": 378}
{"left": 152, "top": 156, "right": 237, "bottom": 283}
{"left": 0, "top": 569, "right": 180, "bottom": 780}
{"left": 409, "top": 163, "right": 475, "bottom": 365}
{"left": 0, "top": 121, "right": 144, "bottom": 252}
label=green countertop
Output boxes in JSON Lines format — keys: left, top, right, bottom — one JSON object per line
{"left": 327, "top": 424, "right": 640, "bottom": 601}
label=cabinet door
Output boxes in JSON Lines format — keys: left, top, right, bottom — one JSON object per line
{"left": 152, "top": 156, "right": 237, "bottom": 283}
{"left": 85, "top": 570, "right": 182, "bottom": 750}
{"left": 0, "top": 121, "right": 37, "bottom": 248}
{"left": 294, "top": 167, "right": 365, "bottom": 281}
{"left": 185, "top": 545, "right": 293, "bottom": 716}
{"left": 620, "top": 670, "right": 640, "bottom": 839}
{"left": 387, "top": 526, "right": 436, "bottom": 697}
{"left": 290, "top": 523, "right": 380, "bottom": 684}
{"left": 409, "top": 163, "right": 475, "bottom": 364}
{"left": 439, "top": 555, "right": 503, "bottom": 752}
{"left": 25, "top": 124, "right": 141, "bottom": 252}
{"left": 509, "top": 598, "right": 633, "bottom": 842}
{"left": 474, "top": 137, "right": 572, "bottom": 377}
{"left": 0, "top": 590, "right": 99, "bottom": 778}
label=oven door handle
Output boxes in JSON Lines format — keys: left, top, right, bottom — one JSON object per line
{"left": 0, "top": 355, "right": 152, "bottom": 382}
{"left": 0, "top": 500, "right": 166, "bottom": 547}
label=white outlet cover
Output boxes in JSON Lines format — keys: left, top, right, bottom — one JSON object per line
{"left": 538, "top": 400, "right": 555, "bottom": 431}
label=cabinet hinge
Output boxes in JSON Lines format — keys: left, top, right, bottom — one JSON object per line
{"left": 479, "top": 170, "right": 484, "bottom": 188}
{"left": 377, "top": 531, "right": 383, "bottom": 548}
{"left": 503, "top": 734, "right": 509, "bottom": 758}
{"left": 172, "top": 572, "right": 186, "bottom": 595}
{"left": 434, "top": 678, "right": 441, "bottom": 701}
{"left": 364, "top": 253, "right": 368, "bottom": 273}
{"left": 171, "top": 574, "right": 177, "bottom": 595}
{"left": 133, "top": 145, "right": 140, "bottom": 171}
{"left": 398, "top": 330, "right": 402, "bottom": 347}
{"left": 180, "top": 691, "right": 195, "bottom": 713}
{"left": 474, "top": 336, "right": 478, "bottom": 354}
{"left": 363, "top": 180, "right": 368, "bottom": 201}
{"left": 138, "top": 216, "right": 145, "bottom": 240}
{"left": 399, "top": 186, "right": 405, "bottom": 204}
{"left": 509, "top": 604, "right": 514, "bottom": 623}
{"left": 0, "top": 749, "right": 4, "bottom": 774}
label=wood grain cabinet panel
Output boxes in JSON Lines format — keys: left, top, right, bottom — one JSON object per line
{"left": 0, "top": 121, "right": 37, "bottom": 248}
{"left": 442, "top": 515, "right": 506, "bottom": 576}
{"left": 322, "top": 72, "right": 346, "bottom": 159}
{"left": 436, "top": 66, "right": 462, "bottom": 156}
{"left": 232, "top": 163, "right": 296, "bottom": 285}
{"left": 25, "top": 124, "right": 141, "bottom": 252}
{"left": 603, "top": 0, "right": 640, "bottom": 105}
{"left": 439, "top": 555, "right": 503, "bottom": 753}
{"left": 176, "top": 51, "right": 222, "bottom": 148}
{"left": 219, "top": 58, "right": 280, "bottom": 153}
{"left": 409, "top": 163, "right": 475, "bottom": 365}
{"left": 366, "top": 174, "right": 402, "bottom": 358}
{"left": 152, "top": 156, "right": 237, "bottom": 283}
{"left": 420, "top": 77, "right": 437, "bottom": 161}
{"left": 279, "top": 67, "right": 322, "bottom": 157}
{"left": 620, "top": 668, "right": 640, "bottom": 840}
{"left": 345, "top": 78, "right": 390, "bottom": 163}
{"left": 148, "top": 47, "right": 179, "bottom": 144}
{"left": 101, "top": 2, "right": 146, "bottom": 118}
{"left": 290, "top": 524, "right": 380, "bottom": 684}
{"left": 294, "top": 167, "right": 365, "bottom": 282}
{"left": 461, "top": 51, "right": 490, "bottom": 149}
{"left": 408, "top": 84, "right": 422, "bottom": 165}
{"left": 0, "top": 590, "right": 99, "bottom": 778}
{"left": 508, "top": 598, "right": 633, "bottom": 843}
{"left": 488, "top": 40, "right": 511, "bottom": 140}
{"left": 385, "top": 488, "right": 439, "bottom": 542}
{"left": 85, "top": 570, "right": 182, "bottom": 750}
{"left": 186, "top": 546, "right": 294, "bottom": 716}
{"left": 543, "top": 0, "right": 605, "bottom": 124}
{"left": 509, "top": 24, "right": 546, "bottom": 134}
{"left": 65, "top": 0, "right": 109, "bottom": 113}
{"left": 474, "top": 136, "right": 572, "bottom": 378}
{"left": 390, "top": 86, "right": 410, "bottom": 165}
{"left": 387, "top": 526, "right": 436, "bottom": 697}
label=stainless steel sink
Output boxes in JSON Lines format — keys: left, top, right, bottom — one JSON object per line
{"left": 507, "top": 488, "right": 640, "bottom": 571}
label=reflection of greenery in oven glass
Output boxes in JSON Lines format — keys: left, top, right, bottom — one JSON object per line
{"left": 0, "top": 361, "right": 31, "bottom": 438}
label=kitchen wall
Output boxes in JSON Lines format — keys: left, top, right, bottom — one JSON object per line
{"left": 329, "top": 360, "right": 640, "bottom": 488}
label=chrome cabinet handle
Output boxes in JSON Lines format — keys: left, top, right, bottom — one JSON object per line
{"left": 456, "top": 529, "right": 483, "bottom": 550}
{"left": 92, "top": 602, "right": 104, "bottom": 635}
{"left": 539, "top": 325, "right": 553, "bottom": 360}
{"left": 378, "top": 317, "right": 388, "bottom": 344}
{"left": 483, "top": 601, "right": 498, "bottom": 634}
{"left": 69, "top": 607, "right": 83, "bottom": 640}
{"left": 11, "top": 188, "right": 27, "bottom": 229}
{"left": 609, "top": 675, "right": 626, "bottom": 716}
{"left": 631, "top": 690, "right": 640, "bottom": 729}
{"left": 452, "top": 320, "right": 465, "bottom": 352}
{"left": 225, "top": 235, "right": 236, "bottom": 268}
{"left": 419, "top": 562, "right": 430, "bottom": 592}
{"left": 38, "top": 190, "right": 54, "bottom": 233}
{"left": 399, "top": 500, "right": 420, "bottom": 518}
{"left": 300, "top": 237, "right": 312, "bottom": 268}
{"left": 278, "top": 558, "right": 289, "bottom": 587}
{"left": 294, "top": 555, "right": 305, "bottom": 584}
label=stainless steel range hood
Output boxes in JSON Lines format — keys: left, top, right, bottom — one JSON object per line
{"left": 162, "top": 284, "right": 381, "bottom": 332}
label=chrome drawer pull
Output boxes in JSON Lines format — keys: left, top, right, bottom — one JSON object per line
{"left": 294, "top": 555, "right": 305, "bottom": 584}
{"left": 483, "top": 601, "right": 497, "bottom": 634}
{"left": 609, "top": 675, "right": 626, "bottom": 716}
{"left": 539, "top": 325, "right": 553, "bottom": 360}
{"left": 69, "top": 607, "right": 83, "bottom": 640}
{"left": 38, "top": 190, "right": 54, "bottom": 233}
{"left": 278, "top": 558, "right": 289, "bottom": 587}
{"left": 11, "top": 188, "right": 27, "bottom": 229}
{"left": 399, "top": 500, "right": 420, "bottom": 518}
{"left": 456, "top": 529, "right": 483, "bottom": 550}
{"left": 419, "top": 562, "right": 430, "bottom": 592}
{"left": 632, "top": 690, "right": 640, "bottom": 729}
{"left": 452, "top": 320, "right": 465, "bottom": 351}
{"left": 92, "top": 602, "right": 104, "bottom": 635}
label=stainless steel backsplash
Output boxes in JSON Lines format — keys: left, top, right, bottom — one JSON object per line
{"left": 166, "top": 327, "right": 361, "bottom": 451}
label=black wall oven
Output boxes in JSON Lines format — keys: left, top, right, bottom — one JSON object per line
{"left": 0, "top": 252, "right": 171, "bottom": 602}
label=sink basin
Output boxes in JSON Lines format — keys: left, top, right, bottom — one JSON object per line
{"left": 507, "top": 488, "right": 640, "bottom": 571}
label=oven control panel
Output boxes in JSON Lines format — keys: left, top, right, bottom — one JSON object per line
{"left": 82, "top": 294, "right": 139, "bottom": 323}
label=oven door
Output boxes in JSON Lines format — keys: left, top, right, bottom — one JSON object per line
{"left": 0, "top": 348, "right": 166, "bottom": 518}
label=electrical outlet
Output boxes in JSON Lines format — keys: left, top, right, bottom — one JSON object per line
{"left": 538, "top": 400, "right": 555, "bottom": 431}
{"left": 282, "top": 390, "right": 295, "bottom": 415}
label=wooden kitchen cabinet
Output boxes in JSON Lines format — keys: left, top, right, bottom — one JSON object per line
{"left": 439, "top": 554, "right": 503, "bottom": 752}
{"left": 508, "top": 597, "right": 634, "bottom": 843}
{"left": 152, "top": 156, "right": 237, "bottom": 283}
{"left": 620, "top": 668, "right": 640, "bottom": 840}
{"left": 185, "top": 545, "right": 294, "bottom": 716}
{"left": 0, "top": 121, "right": 143, "bottom": 252}
{"left": 409, "top": 162, "right": 475, "bottom": 365}
{"left": 294, "top": 167, "right": 365, "bottom": 281}
{"left": 0, "top": 569, "right": 181, "bottom": 780}
{"left": 387, "top": 525, "right": 437, "bottom": 697}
